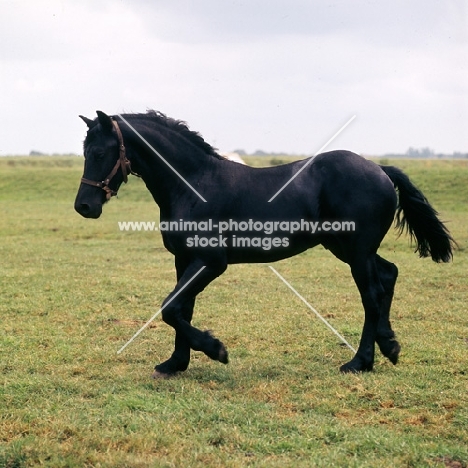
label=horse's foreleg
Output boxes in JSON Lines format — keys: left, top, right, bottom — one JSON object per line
{"left": 153, "top": 259, "right": 227, "bottom": 378}
{"left": 155, "top": 258, "right": 197, "bottom": 376}
{"left": 152, "top": 296, "right": 195, "bottom": 378}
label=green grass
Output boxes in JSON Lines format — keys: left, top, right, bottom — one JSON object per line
{"left": 1, "top": 156, "right": 467, "bottom": 467}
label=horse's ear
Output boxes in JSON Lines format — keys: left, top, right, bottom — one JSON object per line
{"left": 79, "top": 115, "right": 96, "bottom": 128}
{"left": 96, "top": 110, "right": 113, "bottom": 132}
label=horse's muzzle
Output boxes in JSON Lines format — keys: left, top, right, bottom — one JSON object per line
{"left": 74, "top": 200, "right": 102, "bottom": 219}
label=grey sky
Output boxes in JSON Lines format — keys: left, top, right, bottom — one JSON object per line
{"left": 1, "top": 0, "right": 467, "bottom": 155}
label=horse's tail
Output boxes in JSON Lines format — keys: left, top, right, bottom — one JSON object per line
{"left": 380, "top": 165, "right": 455, "bottom": 263}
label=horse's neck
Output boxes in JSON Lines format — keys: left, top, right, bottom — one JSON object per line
{"left": 128, "top": 124, "right": 214, "bottom": 210}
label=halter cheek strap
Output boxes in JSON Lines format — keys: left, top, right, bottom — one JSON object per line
{"left": 80, "top": 118, "right": 138, "bottom": 200}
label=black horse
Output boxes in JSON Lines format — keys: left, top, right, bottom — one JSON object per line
{"left": 75, "top": 110, "right": 454, "bottom": 377}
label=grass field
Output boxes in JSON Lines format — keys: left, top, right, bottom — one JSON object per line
{"left": 0, "top": 155, "right": 467, "bottom": 467}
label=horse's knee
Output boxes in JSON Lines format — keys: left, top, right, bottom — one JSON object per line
{"left": 161, "top": 304, "right": 178, "bottom": 327}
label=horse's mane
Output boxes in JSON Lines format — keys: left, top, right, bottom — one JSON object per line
{"left": 121, "top": 110, "right": 224, "bottom": 160}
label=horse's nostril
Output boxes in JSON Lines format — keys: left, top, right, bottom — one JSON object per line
{"left": 74, "top": 200, "right": 102, "bottom": 219}
{"left": 75, "top": 202, "right": 90, "bottom": 216}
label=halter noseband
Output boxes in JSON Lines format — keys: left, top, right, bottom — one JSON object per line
{"left": 81, "top": 118, "right": 137, "bottom": 200}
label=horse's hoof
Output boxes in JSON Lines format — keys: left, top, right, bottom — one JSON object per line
{"left": 388, "top": 342, "right": 401, "bottom": 365}
{"left": 151, "top": 370, "right": 176, "bottom": 380}
{"left": 377, "top": 338, "right": 401, "bottom": 365}
{"left": 340, "top": 360, "right": 373, "bottom": 373}
{"left": 378, "top": 339, "right": 401, "bottom": 365}
{"left": 340, "top": 363, "right": 360, "bottom": 374}
{"left": 218, "top": 345, "right": 229, "bottom": 364}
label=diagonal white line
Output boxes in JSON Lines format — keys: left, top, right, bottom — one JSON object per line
{"left": 117, "top": 114, "right": 207, "bottom": 203}
{"left": 268, "top": 266, "right": 356, "bottom": 353}
{"left": 117, "top": 265, "right": 207, "bottom": 354}
{"left": 268, "top": 115, "right": 356, "bottom": 202}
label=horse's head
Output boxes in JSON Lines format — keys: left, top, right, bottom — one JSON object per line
{"left": 74, "top": 111, "right": 131, "bottom": 218}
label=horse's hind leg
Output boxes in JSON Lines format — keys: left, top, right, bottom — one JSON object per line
{"left": 375, "top": 255, "right": 400, "bottom": 364}
{"left": 340, "top": 255, "right": 384, "bottom": 373}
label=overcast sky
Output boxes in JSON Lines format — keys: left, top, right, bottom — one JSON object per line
{"left": 1, "top": 0, "right": 467, "bottom": 156}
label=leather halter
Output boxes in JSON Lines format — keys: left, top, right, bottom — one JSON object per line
{"left": 80, "top": 118, "right": 138, "bottom": 200}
